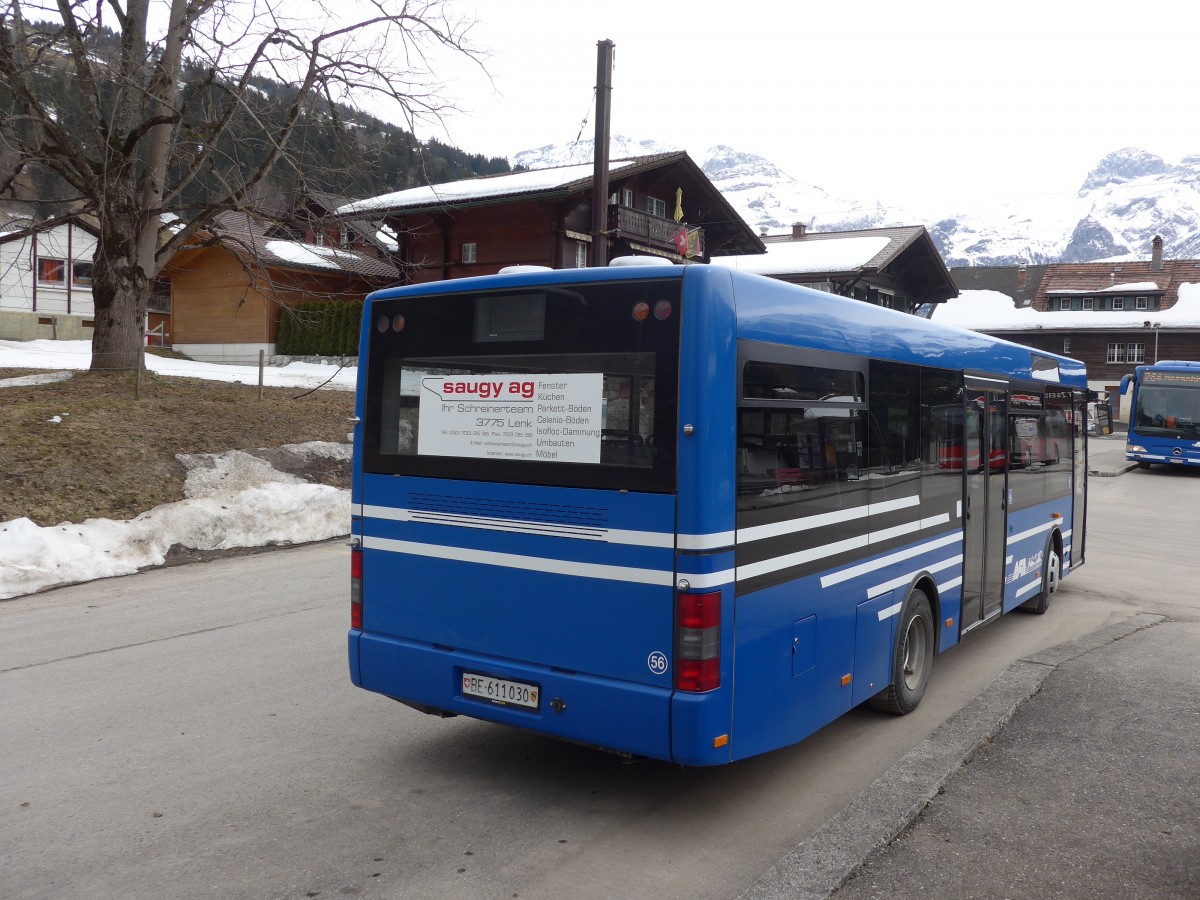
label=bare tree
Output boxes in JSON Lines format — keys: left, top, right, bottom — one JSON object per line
{"left": 0, "top": 0, "right": 482, "bottom": 369}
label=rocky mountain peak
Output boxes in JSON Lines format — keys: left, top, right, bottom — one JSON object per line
{"left": 1080, "top": 147, "right": 1169, "bottom": 192}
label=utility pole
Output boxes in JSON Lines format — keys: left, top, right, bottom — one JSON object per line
{"left": 590, "top": 39, "right": 614, "bottom": 267}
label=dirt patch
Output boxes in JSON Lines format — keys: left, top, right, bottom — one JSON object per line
{"left": 0, "top": 369, "right": 355, "bottom": 526}
{"left": 160, "top": 541, "right": 323, "bottom": 567}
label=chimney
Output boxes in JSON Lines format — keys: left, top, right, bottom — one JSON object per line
{"left": 1017, "top": 265, "right": 1027, "bottom": 290}
{"left": 1152, "top": 234, "right": 1163, "bottom": 270}
{"left": 792, "top": 221, "right": 807, "bottom": 239}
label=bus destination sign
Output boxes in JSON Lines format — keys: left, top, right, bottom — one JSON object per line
{"left": 1145, "top": 371, "right": 1200, "bottom": 386}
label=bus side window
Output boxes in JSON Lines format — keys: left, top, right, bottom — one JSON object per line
{"left": 736, "top": 406, "right": 864, "bottom": 513}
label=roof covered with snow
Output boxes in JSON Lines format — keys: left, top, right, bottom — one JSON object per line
{"left": 1033, "top": 259, "right": 1200, "bottom": 309}
{"left": 710, "top": 225, "right": 957, "bottom": 303}
{"left": 712, "top": 235, "right": 890, "bottom": 275}
{"left": 336, "top": 157, "right": 651, "bottom": 216}
{"left": 201, "top": 211, "right": 397, "bottom": 280}
{"left": 712, "top": 225, "right": 945, "bottom": 275}
{"left": 933, "top": 282, "right": 1200, "bottom": 331}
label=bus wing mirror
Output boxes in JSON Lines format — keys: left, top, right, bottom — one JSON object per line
{"left": 1119, "top": 374, "right": 1132, "bottom": 395}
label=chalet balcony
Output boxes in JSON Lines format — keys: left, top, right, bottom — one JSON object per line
{"left": 607, "top": 205, "right": 704, "bottom": 258}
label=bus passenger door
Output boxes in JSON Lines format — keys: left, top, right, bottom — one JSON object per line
{"left": 961, "top": 386, "right": 1008, "bottom": 630}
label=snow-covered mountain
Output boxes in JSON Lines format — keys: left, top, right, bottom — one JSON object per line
{"left": 512, "top": 140, "right": 1200, "bottom": 266}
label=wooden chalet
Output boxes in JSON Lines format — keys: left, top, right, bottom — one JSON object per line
{"left": 712, "top": 223, "right": 958, "bottom": 315}
{"left": 163, "top": 210, "right": 398, "bottom": 363}
{"left": 334, "top": 152, "right": 765, "bottom": 282}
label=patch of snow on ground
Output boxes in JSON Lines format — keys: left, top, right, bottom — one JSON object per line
{"left": 1, "top": 438, "right": 351, "bottom": 600}
{"left": 0, "top": 343, "right": 365, "bottom": 599}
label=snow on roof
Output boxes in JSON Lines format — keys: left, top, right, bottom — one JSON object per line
{"left": 263, "top": 241, "right": 368, "bottom": 271}
{"left": 338, "top": 160, "right": 642, "bottom": 215}
{"left": 710, "top": 235, "right": 891, "bottom": 275}
{"left": 1051, "top": 281, "right": 1161, "bottom": 294}
{"left": 932, "top": 282, "right": 1200, "bottom": 331}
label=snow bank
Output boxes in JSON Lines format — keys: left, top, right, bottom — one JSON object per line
{"left": 0, "top": 443, "right": 351, "bottom": 600}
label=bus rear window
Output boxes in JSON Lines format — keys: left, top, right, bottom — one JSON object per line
{"left": 362, "top": 280, "right": 681, "bottom": 493}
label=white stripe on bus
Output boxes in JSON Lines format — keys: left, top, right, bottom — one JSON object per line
{"left": 1015, "top": 577, "right": 1042, "bottom": 598}
{"left": 675, "top": 568, "right": 736, "bottom": 590}
{"left": 1006, "top": 519, "right": 1060, "bottom": 546}
{"left": 879, "top": 574, "right": 965, "bottom": 622}
{"left": 738, "top": 534, "right": 870, "bottom": 581}
{"left": 877, "top": 574, "right": 964, "bottom": 621}
{"left": 736, "top": 495, "right": 919, "bottom": 545}
{"left": 361, "top": 504, "right": 678, "bottom": 548}
{"left": 741, "top": 515, "right": 955, "bottom": 584}
{"left": 362, "top": 536, "right": 675, "bottom": 586}
{"left": 877, "top": 601, "right": 903, "bottom": 621}
{"left": 867, "top": 554, "right": 963, "bottom": 600}
{"left": 819, "top": 531, "right": 964, "bottom": 588}
{"left": 678, "top": 531, "right": 736, "bottom": 550}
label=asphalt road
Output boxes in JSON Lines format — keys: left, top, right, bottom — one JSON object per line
{"left": 1, "top": 438, "right": 1191, "bottom": 900}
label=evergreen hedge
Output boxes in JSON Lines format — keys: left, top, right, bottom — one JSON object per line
{"left": 277, "top": 300, "right": 363, "bottom": 357}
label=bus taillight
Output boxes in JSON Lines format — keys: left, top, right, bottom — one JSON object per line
{"left": 675, "top": 591, "right": 721, "bottom": 692}
{"left": 350, "top": 547, "right": 363, "bottom": 629}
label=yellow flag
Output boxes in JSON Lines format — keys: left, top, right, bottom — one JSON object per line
{"left": 674, "top": 187, "right": 684, "bottom": 222}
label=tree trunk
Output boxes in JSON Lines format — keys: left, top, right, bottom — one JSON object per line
{"left": 89, "top": 220, "right": 149, "bottom": 372}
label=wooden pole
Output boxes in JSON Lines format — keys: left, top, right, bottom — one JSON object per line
{"left": 591, "top": 39, "right": 614, "bottom": 267}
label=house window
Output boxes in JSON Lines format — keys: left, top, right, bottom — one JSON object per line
{"left": 1107, "top": 343, "right": 1145, "bottom": 364}
{"left": 1082, "top": 297, "right": 1094, "bottom": 311}
{"left": 72, "top": 261, "right": 94, "bottom": 286}
{"left": 647, "top": 197, "right": 667, "bottom": 218}
{"left": 1112, "top": 297, "right": 1124, "bottom": 310}
{"left": 1063, "top": 337, "right": 1072, "bottom": 355}
{"left": 461, "top": 242, "right": 477, "bottom": 264}
{"left": 37, "top": 257, "right": 66, "bottom": 285}
{"left": 314, "top": 232, "right": 325, "bottom": 247}
{"left": 1136, "top": 296, "right": 1148, "bottom": 310}
{"left": 622, "top": 188, "right": 634, "bottom": 207}
{"left": 575, "top": 241, "right": 588, "bottom": 268}
{"left": 339, "top": 225, "right": 350, "bottom": 248}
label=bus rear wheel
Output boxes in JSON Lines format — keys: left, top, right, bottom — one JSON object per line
{"left": 869, "top": 589, "right": 934, "bottom": 715}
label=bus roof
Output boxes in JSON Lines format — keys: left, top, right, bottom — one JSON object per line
{"left": 365, "top": 264, "right": 1087, "bottom": 388}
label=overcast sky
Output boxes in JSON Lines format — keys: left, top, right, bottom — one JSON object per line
{"left": 411, "top": 0, "right": 1198, "bottom": 217}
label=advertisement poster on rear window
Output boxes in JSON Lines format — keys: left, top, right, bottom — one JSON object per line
{"left": 418, "top": 373, "right": 604, "bottom": 463}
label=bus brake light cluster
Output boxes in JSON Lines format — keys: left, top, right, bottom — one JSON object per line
{"left": 675, "top": 591, "right": 721, "bottom": 692}
{"left": 350, "top": 547, "right": 363, "bottom": 629}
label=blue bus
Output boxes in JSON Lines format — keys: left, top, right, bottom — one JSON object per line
{"left": 348, "top": 261, "right": 1090, "bottom": 765}
{"left": 1121, "top": 360, "right": 1200, "bottom": 468}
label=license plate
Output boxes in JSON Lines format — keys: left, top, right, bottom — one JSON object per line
{"left": 461, "top": 672, "right": 540, "bottom": 710}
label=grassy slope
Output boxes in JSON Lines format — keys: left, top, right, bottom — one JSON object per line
{"left": 0, "top": 369, "right": 355, "bottom": 527}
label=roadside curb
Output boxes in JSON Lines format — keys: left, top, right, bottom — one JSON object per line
{"left": 736, "top": 613, "right": 1166, "bottom": 900}
{"left": 1089, "top": 462, "right": 1138, "bottom": 478}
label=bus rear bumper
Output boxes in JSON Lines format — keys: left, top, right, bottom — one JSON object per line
{"left": 352, "top": 631, "right": 674, "bottom": 762}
